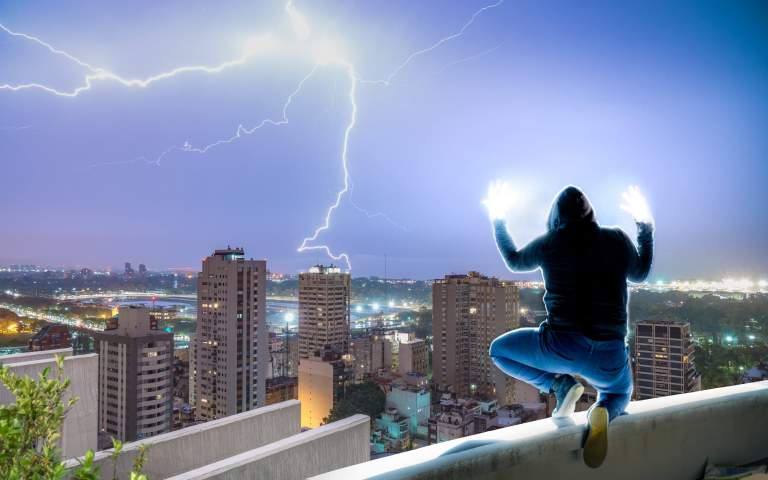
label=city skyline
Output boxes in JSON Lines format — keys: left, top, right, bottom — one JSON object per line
{"left": 2, "top": 0, "right": 768, "bottom": 280}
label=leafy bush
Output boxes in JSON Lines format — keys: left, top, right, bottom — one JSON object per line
{"left": 0, "top": 355, "right": 148, "bottom": 479}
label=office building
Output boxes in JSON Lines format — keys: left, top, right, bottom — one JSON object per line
{"left": 298, "top": 265, "right": 350, "bottom": 359}
{"left": 432, "top": 272, "right": 520, "bottom": 401}
{"left": 94, "top": 306, "right": 173, "bottom": 447}
{"left": 195, "top": 248, "right": 268, "bottom": 420}
{"left": 634, "top": 320, "right": 702, "bottom": 399}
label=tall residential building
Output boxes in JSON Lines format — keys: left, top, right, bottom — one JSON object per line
{"left": 298, "top": 265, "right": 351, "bottom": 359}
{"left": 195, "top": 248, "right": 268, "bottom": 420}
{"left": 432, "top": 272, "right": 520, "bottom": 401}
{"left": 95, "top": 306, "right": 173, "bottom": 447}
{"left": 398, "top": 338, "right": 428, "bottom": 376}
{"left": 635, "top": 320, "right": 701, "bottom": 399}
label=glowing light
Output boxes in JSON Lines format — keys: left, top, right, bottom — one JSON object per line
{"left": 284, "top": 311, "right": 295, "bottom": 322}
{"left": 371, "top": 303, "right": 381, "bottom": 311}
{"left": 355, "top": 305, "right": 363, "bottom": 313}
{"left": 725, "top": 335, "right": 734, "bottom": 343}
{"left": 1, "top": 1, "right": 505, "bottom": 270}
{"left": 620, "top": 185, "right": 653, "bottom": 225}
{"left": 748, "top": 334, "right": 756, "bottom": 341}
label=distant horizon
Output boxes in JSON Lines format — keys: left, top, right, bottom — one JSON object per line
{"left": 2, "top": 257, "right": 767, "bottom": 285}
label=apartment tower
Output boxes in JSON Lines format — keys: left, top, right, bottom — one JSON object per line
{"left": 635, "top": 320, "right": 701, "bottom": 399}
{"left": 298, "top": 265, "right": 351, "bottom": 359}
{"left": 195, "top": 248, "right": 267, "bottom": 420}
{"left": 95, "top": 305, "right": 173, "bottom": 448}
{"left": 432, "top": 272, "right": 520, "bottom": 400}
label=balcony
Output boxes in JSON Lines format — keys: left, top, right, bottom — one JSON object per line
{"left": 314, "top": 381, "right": 768, "bottom": 480}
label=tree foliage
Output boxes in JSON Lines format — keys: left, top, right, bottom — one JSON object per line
{"left": 324, "top": 381, "right": 385, "bottom": 424}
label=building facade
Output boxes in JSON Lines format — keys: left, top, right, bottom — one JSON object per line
{"left": 298, "top": 265, "right": 351, "bottom": 359}
{"left": 398, "top": 338, "right": 428, "bottom": 376}
{"left": 297, "top": 349, "right": 351, "bottom": 428}
{"left": 95, "top": 306, "right": 173, "bottom": 447}
{"left": 195, "top": 248, "right": 268, "bottom": 420}
{"left": 432, "top": 272, "right": 520, "bottom": 400}
{"left": 350, "top": 332, "right": 392, "bottom": 381}
{"left": 634, "top": 320, "right": 701, "bottom": 399}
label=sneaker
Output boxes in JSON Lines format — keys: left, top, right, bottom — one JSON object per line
{"left": 551, "top": 374, "right": 584, "bottom": 418}
{"left": 583, "top": 406, "right": 609, "bottom": 468}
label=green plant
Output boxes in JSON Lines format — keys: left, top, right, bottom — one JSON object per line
{"left": 0, "top": 354, "right": 75, "bottom": 479}
{"left": 0, "top": 354, "right": 151, "bottom": 479}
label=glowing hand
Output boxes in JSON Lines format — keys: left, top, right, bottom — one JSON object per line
{"left": 482, "top": 180, "right": 515, "bottom": 221}
{"left": 620, "top": 185, "right": 653, "bottom": 225}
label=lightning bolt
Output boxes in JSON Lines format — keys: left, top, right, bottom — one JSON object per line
{"left": 0, "top": 0, "right": 503, "bottom": 271}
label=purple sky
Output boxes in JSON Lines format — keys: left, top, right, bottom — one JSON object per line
{"left": 1, "top": 0, "right": 767, "bottom": 280}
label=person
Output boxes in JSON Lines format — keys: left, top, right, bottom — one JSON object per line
{"left": 482, "top": 183, "right": 654, "bottom": 468}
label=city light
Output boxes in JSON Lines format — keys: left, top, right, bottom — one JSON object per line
{"left": 725, "top": 335, "right": 734, "bottom": 343}
{"left": 371, "top": 303, "right": 380, "bottom": 311}
{"left": 748, "top": 334, "right": 756, "bottom": 341}
{"left": 284, "top": 311, "right": 295, "bottom": 322}
{"left": 355, "top": 305, "right": 363, "bottom": 313}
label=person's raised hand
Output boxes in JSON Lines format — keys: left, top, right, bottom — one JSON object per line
{"left": 620, "top": 185, "right": 653, "bottom": 225}
{"left": 482, "top": 180, "right": 515, "bottom": 222}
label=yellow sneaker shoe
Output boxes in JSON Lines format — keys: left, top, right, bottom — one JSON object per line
{"left": 583, "top": 406, "right": 609, "bottom": 468}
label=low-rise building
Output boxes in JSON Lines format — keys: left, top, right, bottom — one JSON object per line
{"left": 398, "top": 338, "right": 428, "bottom": 376}
{"left": 28, "top": 324, "right": 72, "bottom": 351}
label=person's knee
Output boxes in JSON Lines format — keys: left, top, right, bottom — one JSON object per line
{"left": 489, "top": 336, "right": 502, "bottom": 359}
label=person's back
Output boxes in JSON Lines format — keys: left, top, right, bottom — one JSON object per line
{"left": 483, "top": 183, "right": 654, "bottom": 469}
{"left": 524, "top": 186, "right": 654, "bottom": 340}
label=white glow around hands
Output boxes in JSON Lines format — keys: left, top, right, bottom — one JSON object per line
{"left": 482, "top": 180, "right": 516, "bottom": 221}
{"left": 620, "top": 185, "right": 653, "bottom": 225}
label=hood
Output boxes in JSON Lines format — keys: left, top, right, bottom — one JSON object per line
{"left": 547, "top": 186, "right": 597, "bottom": 231}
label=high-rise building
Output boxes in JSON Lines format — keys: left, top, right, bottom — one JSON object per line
{"left": 398, "top": 338, "right": 428, "bottom": 376}
{"left": 634, "top": 320, "right": 701, "bottom": 399}
{"left": 94, "top": 306, "right": 173, "bottom": 447}
{"left": 298, "top": 265, "right": 350, "bottom": 359}
{"left": 138, "top": 263, "right": 148, "bottom": 277}
{"left": 194, "top": 248, "right": 268, "bottom": 420}
{"left": 188, "top": 333, "right": 197, "bottom": 408}
{"left": 124, "top": 262, "right": 134, "bottom": 278}
{"left": 432, "top": 272, "right": 520, "bottom": 401}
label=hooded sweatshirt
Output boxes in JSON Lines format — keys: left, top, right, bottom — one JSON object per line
{"left": 493, "top": 186, "right": 653, "bottom": 340}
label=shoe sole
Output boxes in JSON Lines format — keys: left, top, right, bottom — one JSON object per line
{"left": 552, "top": 382, "right": 584, "bottom": 418}
{"left": 583, "top": 406, "right": 609, "bottom": 468}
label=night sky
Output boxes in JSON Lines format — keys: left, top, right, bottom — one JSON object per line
{"left": 1, "top": 0, "right": 767, "bottom": 280}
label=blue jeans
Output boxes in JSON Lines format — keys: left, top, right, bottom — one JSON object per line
{"left": 489, "top": 322, "right": 632, "bottom": 420}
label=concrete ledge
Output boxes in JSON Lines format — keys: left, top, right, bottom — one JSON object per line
{"left": 65, "top": 399, "right": 301, "bottom": 479}
{"left": 314, "top": 381, "right": 768, "bottom": 480}
{"left": 0, "top": 348, "right": 73, "bottom": 364}
{"left": 168, "top": 414, "right": 371, "bottom": 480}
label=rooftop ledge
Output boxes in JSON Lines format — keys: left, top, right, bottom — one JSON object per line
{"left": 314, "top": 381, "right": 768, "bottom": 480}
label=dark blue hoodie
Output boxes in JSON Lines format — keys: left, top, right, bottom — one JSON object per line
{"left": 493, "top": 185, "right": 653, "bottom": 340}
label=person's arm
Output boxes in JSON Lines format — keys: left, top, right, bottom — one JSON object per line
{"left": 620, "top": 186, "right": 654, "bottom": 283}
{"left": 626, "top": 222, "right": 654, "bottom": 282}
{"left": 494, "top": 219, "right": 543, "bottom": 272}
